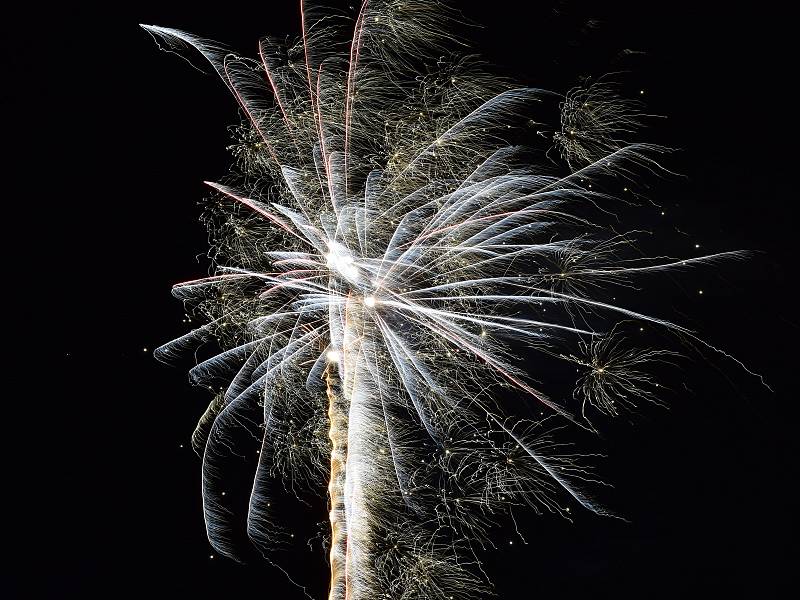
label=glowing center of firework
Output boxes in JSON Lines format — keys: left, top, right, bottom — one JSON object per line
{"left": 326, "top": 350, "right": 341, "bottom": 363}
{"left": 325, "top": 241, "right": 359, "bottom": 282}
{"left": 363, "top": 295, "right": 376, "bottom": 308}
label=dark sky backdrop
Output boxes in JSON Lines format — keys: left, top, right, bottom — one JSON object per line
{"left": 7, "top": 1, "right": 795, "bottom": 598}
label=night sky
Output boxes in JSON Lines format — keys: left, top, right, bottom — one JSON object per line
{"left": 7, "top": 1, "right": 795, "bottom": 597}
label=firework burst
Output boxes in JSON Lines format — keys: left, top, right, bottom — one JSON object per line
{"left": 144, "top": 2, "right": 750, "bottom": 598}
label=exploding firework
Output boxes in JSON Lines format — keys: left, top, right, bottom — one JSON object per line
{"left": 144, "top": 2, "right": 752, "bottom": 598}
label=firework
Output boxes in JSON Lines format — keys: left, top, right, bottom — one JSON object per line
{"left": 144, "top": 2, "right": 750, "bottom": 597}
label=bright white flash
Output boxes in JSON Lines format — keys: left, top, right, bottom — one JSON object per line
{"left": 326, "top": 241, "right": 359, "bottom": 282}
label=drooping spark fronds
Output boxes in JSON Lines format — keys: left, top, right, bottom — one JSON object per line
{"left": 144, "top": 3, "right": 749, "bottom": 598}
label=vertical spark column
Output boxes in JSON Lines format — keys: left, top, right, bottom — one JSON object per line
{"left": 341, "top": 297, "right": 374, "bottom": 599}
{"left": 327, "top": 282, "right": 373, "bottom": 598}
{"left": 325, "top": 362, "right": 349, "bottom": 600}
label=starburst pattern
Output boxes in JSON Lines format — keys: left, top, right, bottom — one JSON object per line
{"left": 144, "top": 2, "right": 749, "bottom": 598}
{"left": 570, "top": 326, "right": 679, "bottom": 418}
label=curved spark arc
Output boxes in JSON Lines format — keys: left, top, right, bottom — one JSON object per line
{"left": 144, "top": 2, "right": 757, "bottom": 598}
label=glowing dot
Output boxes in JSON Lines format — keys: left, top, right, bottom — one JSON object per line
{"left": 143, "top": 348, "right": 148, "bottom": 352}
{"left": 698, "top": 290, "right": 704, "bottom": 295}
{"left": 640, "top": 90, "right": 645, "bottom": 94}
{"left": 364, "top": 295, "right": 376, "bottom": 308}
{"left": 695, "top": 243, "right": 700, "bottom": 248}
{"left": 327, "top": 350, "right": 341, "bottom": 362}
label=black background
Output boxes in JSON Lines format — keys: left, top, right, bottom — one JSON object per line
{"left": 6, "top": 1, "right": 795, "bottom": 598}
